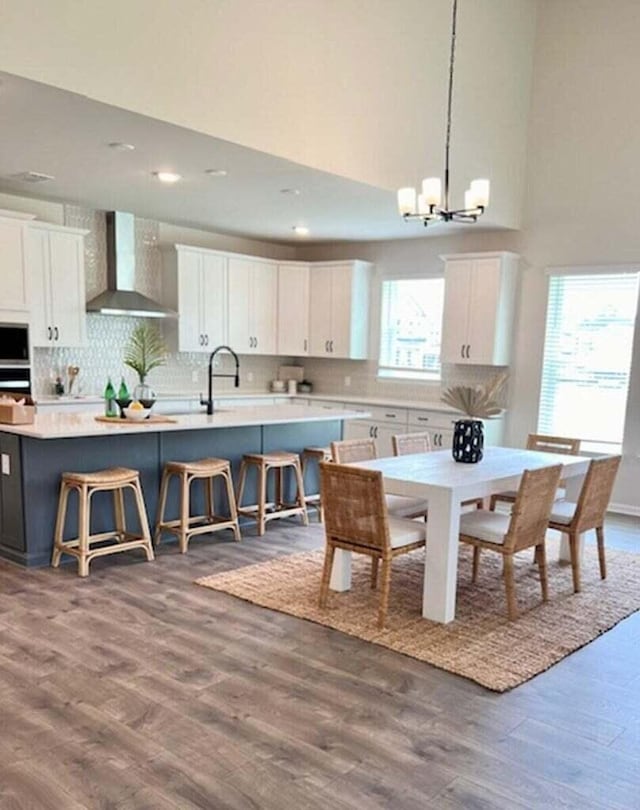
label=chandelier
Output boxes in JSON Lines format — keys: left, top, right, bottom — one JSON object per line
{"left": 397, "top": 0, "right": 490, "bottom": 227}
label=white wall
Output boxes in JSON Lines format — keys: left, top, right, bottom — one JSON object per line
{"left": 0, "top": 0, "right": 536, "bottom": 228}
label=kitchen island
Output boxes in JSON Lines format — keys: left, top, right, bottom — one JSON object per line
{"left": 0, "top": 404, "right": 365, "bottom": 567}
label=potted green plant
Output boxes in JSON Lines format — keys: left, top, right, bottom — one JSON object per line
{"left": 123, "top": 323, "right": 167, "bottom": 404}
{"left": 441, "top": 372, "right": 507, "bottom": 463}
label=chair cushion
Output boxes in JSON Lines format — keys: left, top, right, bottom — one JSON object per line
{"left": 387, "top": 516, "right": 427, "bottom": 548}
{"left": 459, "top": 510, "right": 511, "bottom": 545}
{"left": 385, "top": 494, "right": 429, "bottom": 518}
{"left": 549, "top": 500, "right": 577, "bottom": 525}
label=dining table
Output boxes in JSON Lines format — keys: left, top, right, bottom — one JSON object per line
{"left": 331, "top": 446, "right": 591, "bottom": 624}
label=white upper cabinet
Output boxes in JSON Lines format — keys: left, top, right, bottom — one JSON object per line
{"left": 228, "top": 256, "right": 277, "bottom": 355}
{"left": 440, "top": 252, "right": 519, "bottom": 365}
{"left": 162, "top": 245, "right": 227, "bottom": 353}
{"left": 27, "top": 222, "right": 88, "bottom": 347}
{"left": 277, "top": 262, "right": 310, "bottom": 356}
{"left": 308, "top": 261, "right": 372, "bottom": 359}
{"left": 0, "top": 211, "right": 34, "bottom": 322}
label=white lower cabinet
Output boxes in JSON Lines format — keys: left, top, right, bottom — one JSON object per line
{"left": 343, "top": 405, "right": 408, "bottom": 458}
{"left": 27, "top": 222, "right": 88, "bottom": 347}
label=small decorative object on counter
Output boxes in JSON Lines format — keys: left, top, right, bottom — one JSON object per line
{"left": 103, "top": 377, "right": 117, "bottom": 418}
{"left": 441, "top": 372, "right": 508, "bottom": 463}
{"left": 54, "top": 376, "right": 65, "bottom": 396}
{"left": 116, "top": 376, "right": 132, "bottom": 417}
{"left": 123, "top": 323, "right": 167, "bottom": 410}
{"left": 287, "top": 379, "right": 297, "bottom": 395}
{"left": 298, "top": 380, "right": 313, "bottom": 394}
{"left": 118, "top": 377, "right": 130, "bottom": 401}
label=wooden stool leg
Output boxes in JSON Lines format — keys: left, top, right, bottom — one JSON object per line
{"left": 503, "top": 555, "right": 518, "bottom": 620}
{"left": 378, "top": 556, "right": 392, "bottom": 629}
{"left": 178, "top": 472, "right": 190, "bottom": 553}
{"left": 130, "top": 480, "right": 154, "bottom": 561}
{"left": 596, "top": 525, "right": 607, "bottom": 579}
{"left": 537, "top": 542, "right": 549, "bottom": 603}
{"left": 113, "top": 487, "right": 126, "bottom": 542}
{"left": 257, "top": 462, "right": 267, "bottom": 536}
{"left": 569, "top": 531, "right": 581, "bottom": 593}
{"left": 236, "top": 460, "right": 248, "bottom": 510}
{"left": 222, "top": 468, "right": 241, "bottom": 541}
{"left": 293, "top": 458, "right": 308, "bottom": 526}
{"left": 205, "top": 476, "right": 215, "bottom": 521}
{"left": 154, "top": 468, "right": 171, "bottom": 547}
{"left": 472, "top": 547, "right": 481, "bottom": 583}
{"left": 78, "top": 484, "right": 90, "bottom": 577}
{"left": 370, "top": 557, "right": 379, "bottom": 589}
{"left": 319, "top": 543, "right": 336, "bottom": 608}
{"left": 52, "top": 481, "right": 71, "bottom": 568}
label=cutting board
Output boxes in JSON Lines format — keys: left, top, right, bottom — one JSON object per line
{"left": 94, "top": 415, "right": 177, "bottom": 425}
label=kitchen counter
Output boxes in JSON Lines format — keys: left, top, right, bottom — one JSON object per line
{"left": 0, "top": 404, "right": 364, "bottom": 567}
{"left": 2, "top": 404, "right": 365, "bottom": 440}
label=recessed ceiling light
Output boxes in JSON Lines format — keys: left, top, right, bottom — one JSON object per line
{"left": 205, "top": 168, "right": 227, "bottom": 177}
{"left": 292, "top": 225, "right": 309, "bottom": 236}
{"left": 12, "top": 171, "right": 55, "bottom": 183}
{"left": 281, "top": 188, "right": 301, "bottom": 195}
{"left": 153, "top": 171, "right": 181, "bottom": 184}
{"left": 108, "top": 142, "right": 136, "bottom": 151}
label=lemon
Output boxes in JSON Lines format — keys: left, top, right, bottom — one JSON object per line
{"left": 129, "top": 400, "right": 144, "bottom": 411}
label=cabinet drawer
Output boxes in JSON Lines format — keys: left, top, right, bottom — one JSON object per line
{"left": 355, "top": 405, "right": 407, "bottom": 425}
{"left": 310, "top": 399, "right": 343, "bottom": 410}
{"left": 408, "top": 409, "right": 457, "bottom": 430}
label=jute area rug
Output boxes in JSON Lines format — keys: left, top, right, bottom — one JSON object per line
{"left": 196, "top": 534, "right": 640, "bottom": 692}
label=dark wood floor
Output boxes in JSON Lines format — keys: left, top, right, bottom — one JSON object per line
{"left": 1, "top": 514, "right": 639, "bottom": 809}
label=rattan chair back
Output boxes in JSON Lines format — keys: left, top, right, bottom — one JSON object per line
{"left": 572, "top": 455, "right": 621, "bottom": 532}
{"left": 331, "top": 438, "right": 377, "bottom": 464}
{"left": 392, "top": 432, "right": 431, "bottom": 456}
{"left": 504, "top": 464, "right": 563, "bottom": 553}
{"left": 320, "top": 462, "right": 390, "bottom": 552}
{"left": 526, "top": 434, "right": 581, "bottom": 455}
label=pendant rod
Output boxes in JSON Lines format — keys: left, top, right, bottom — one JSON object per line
{"left": 443, "top": 0, "right": 458, "bottom": 213}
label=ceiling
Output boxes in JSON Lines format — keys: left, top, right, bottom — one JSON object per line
{"left": 0, "top": 71, "right": 504, "bottom": 245}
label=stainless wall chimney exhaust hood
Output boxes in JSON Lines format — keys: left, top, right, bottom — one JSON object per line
{"left": 86, "top": 211, "right": 176, "bottom": 318}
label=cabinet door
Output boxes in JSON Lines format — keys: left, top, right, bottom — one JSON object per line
{"left": 328, "top": 264, "right": 353, "bottom": 358}
{"left": 201, "top": 252, "right": 227, "bottom": 350}
{"left": 308, "top": 265, "right": 333, "bottom": 355}
{"left": 466, "top": 258, "right": 501, "bottom": 364}
{"left": 176, "top": 249, "right": 205, "bottom": 352}
{"left": 343, "top": 419, "right": 375, "bottom": 442}
{"left": 277, "top": 263, "right": 309, "bottom": 355}
{"left": 251, "top": 261, "right": 277, "bottom": 355}
{"left": 227, "top": 257, "right": 253, "bottom": 353}
{"left": 26, "top": 228, "right": 52, "bottom": 346}
{"left": 429, "top": 428, "right": 453, "bottom": 450}
{"left": 49, "top": 230, "right": 86, "bottom": 347}
{"left": 441, "top": 258, "right": 473, "bottom": 363}
{"left": 0, "top": 218, "right": 29, "bottom": 317}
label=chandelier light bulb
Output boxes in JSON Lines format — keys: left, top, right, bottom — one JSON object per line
{"left": 470, "top": 178, "right": 490, "bottom": 208}
{"left": 397, "top": 187, "right": 417, "bottom": 216}
{"left": 422, "top": 177, "right": 442, "bottom": 206}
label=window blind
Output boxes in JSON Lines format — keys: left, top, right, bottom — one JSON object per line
{"left": 378, "top": 278, "right": 444, "bottom": 380}
{"left": 538, "top": 272, "right": 640, "bottom": 452}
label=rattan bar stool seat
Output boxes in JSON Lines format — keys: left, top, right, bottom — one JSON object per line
{"left": 236, "top": 451, "right": 309, "bottom": 536}
{"left": 301, "top": 446, "right": 332, "bottom": 522}
{"left": 52, "top": 467, "right": 154, "bottom": 577}
{"left": 155, "top": 457, "right": 241, "bottom": 553}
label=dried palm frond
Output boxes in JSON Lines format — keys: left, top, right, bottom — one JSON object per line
{"left": 441, "top": 372, "right": 508, "bottom": 419}
{"left": 124, "top": 323, "right": 167, "bottom": 381}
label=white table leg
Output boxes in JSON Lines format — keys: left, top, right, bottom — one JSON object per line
{"left": 329, "top": 548, "right": 352, "bottom": 591}
{"left": 423, "top": 489, "right": 460, "bottom": 624}
{"left": 558, "top": 472, "right": 585, "bottom": 562}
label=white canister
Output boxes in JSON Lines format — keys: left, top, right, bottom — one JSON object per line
{"left": 287, "top": 379, "right": 297, "bottom": 395}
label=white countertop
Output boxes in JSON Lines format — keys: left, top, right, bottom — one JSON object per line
{"left": 0, "top": 404, "right": 367, "bottom": 440}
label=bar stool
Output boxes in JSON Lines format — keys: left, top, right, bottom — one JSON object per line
{"left": 236, "top": 451, "right": 308, "bottom": 536}
{"left": 301, "top": 446, "right": 332, "bottom": 522}
{"left": 155, "top": 458, "right": 241, "bottom": 553}
{"left": 51, "top": 467, "right": 154, "bottom": 577}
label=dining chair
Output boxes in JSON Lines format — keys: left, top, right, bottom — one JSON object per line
{"left": 331, "top": 438, "right": 429, "bottom": 520}
{"left": 547, "top": 455, "right": 621, "bottom": 593}
{"left": 489, "top": 433, "right": 582, "bottom": 511}
{"left": 318, "top": 462, "right": 426, "bottom": 628}
{"left": 458, "top": 463, "right": 563, "bottom": 620}
{"left": 391, "top": 432, "right": 484, "bottom": 510}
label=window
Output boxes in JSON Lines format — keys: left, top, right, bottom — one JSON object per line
{"left": 378, "top": 277, "right": 445, "bottom": 381}
{"left": 538, "top": 271, "right": 640, "bottom": 452}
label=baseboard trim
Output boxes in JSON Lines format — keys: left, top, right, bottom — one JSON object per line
{"left": 609, "top": 502, "right": 640, "bottom": 517}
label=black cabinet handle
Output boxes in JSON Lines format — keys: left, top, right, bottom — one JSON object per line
{"left": 54, "top": 326, "right": 59, "bottom": 341}
{"left": 205, "top": 334, "right": 209, "bottom": 346}
{"left": 303, "top": 338, "right": 308, "bottom": 352}
{"left": 417, "top": 416, "right": 429, "bottom": 422}
{"left": 461, "top": 344, "right": 465, "bottom": 359}
{"left": 47, "top": 326, "right": 52, "bottom": 341}
{"left": 385, "top": 413, "right": 396, "bottom": 419}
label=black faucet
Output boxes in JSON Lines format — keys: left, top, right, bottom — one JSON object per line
{"left": 200, "top": 345, "right": 240, "bottom": 415}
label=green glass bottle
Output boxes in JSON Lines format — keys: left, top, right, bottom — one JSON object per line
{"left": 118, "top": 376, "right": 130, "bottom": 402}
{"left": 104, "top": 377, "right": 117, "bottom": 417}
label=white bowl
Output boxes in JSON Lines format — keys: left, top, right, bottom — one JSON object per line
{"left": 123, "top": 406, "right": 149, "bottom": 421}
